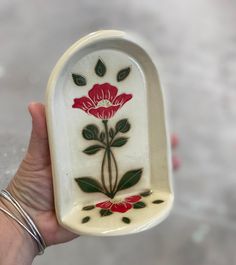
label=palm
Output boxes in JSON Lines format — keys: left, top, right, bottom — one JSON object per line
{"left": 8, "top": 103, "right": 77, "bottom": 246}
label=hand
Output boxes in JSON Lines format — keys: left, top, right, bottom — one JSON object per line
{"left": 7, "top": 102, "right": 78, "bottom": 247}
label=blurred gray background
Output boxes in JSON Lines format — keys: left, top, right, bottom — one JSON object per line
{"left": 1, "top": 0, "right": 236, "bottom": 264}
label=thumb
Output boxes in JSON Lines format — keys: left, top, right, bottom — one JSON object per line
{"left": 27, "top": 102, "right": 50, "bottom": 159}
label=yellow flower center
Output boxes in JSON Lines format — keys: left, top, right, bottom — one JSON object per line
{"left": 97, "top": 99, "right": 112, "bottom": 107}
{"left": 110, "top": 199, "right": 124, "bottom": 204}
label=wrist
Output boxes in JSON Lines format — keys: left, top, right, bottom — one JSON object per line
{"left": 6, "top": 181, "right": 50, "bottom": 246}
{"left": 0, "top": 198, "right": 38, "bottom": 264}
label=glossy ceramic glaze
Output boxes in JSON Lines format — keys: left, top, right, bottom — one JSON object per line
{"left": 46, "top": 30, "right": 173, "bottom": 236}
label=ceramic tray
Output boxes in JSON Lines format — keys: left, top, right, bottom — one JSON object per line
{"left": 46, "top": 30, "right": 173, "bottom": 236}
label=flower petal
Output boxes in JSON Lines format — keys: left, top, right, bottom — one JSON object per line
{"left": 88, "top": 83, "right": 118, "bottom": 105}
{"left": 111, "top": 202, "right": 132, "bottom": 213}
{"left": 96, "top": 201, "right": 113, "bottom": 209}
{"left": 72, "top": 97, "right": 95, "bottom": 112}
{"left": 113, "top": 93, "right": 132, "bottom": 108}
{"left": 88, "top": 105, "right": 120, "bottom": 119}
{"left": 125, "top": 195, "right": 142, "bottom": 203}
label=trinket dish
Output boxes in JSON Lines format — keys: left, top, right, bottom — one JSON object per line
{"left": 46, "top": 30, "right": 173, "bottom": 236}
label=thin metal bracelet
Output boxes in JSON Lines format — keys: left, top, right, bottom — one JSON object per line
{"left": 0, "top": 190, "right": 46, "bottom": 255}
{"left": 0, "top": 189, "right": 46, "bottom": 254}
{"left": 0, "top": 191, "right": 43, "bottom": 246}
{"left": 0, "top": 190, "right": 45, "bottom": 255}
{"left": 0, "top": 206, "right": 44, "bottom": 253}
{"left": 1, "top": 190, "right": 46, "bottom": 250}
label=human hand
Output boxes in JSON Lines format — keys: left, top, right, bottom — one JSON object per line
{"left": 6, "top": 102, "right": 78, "bottom": 247}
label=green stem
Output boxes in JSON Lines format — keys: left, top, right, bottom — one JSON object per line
{"left": 109, "top": 130, "right": 118, "bottom": 145}
{"left": 111, "top": 150, "right": 118, "bottom": 195}
{"left": 101, "top": 149, "right": 109, "bottom": 195}
{"left": 95, "top": 136, "right": 106, "bottom": 146}
{"left": 103, "top": 120, "right": 113, "bottom": 195}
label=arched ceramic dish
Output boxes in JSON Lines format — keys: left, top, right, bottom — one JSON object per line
{"left": 46, "top": 30, "right": 173, "bottom": 236}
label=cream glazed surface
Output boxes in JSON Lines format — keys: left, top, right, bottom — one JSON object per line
{"left": 46, "top": 30, "right": 173, "bottom": 236}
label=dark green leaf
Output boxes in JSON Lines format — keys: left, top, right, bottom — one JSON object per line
{"left": 72, "top": 73, "right": 87, "bottom": 86}
{"left": 111, "top": 137, "right": 128, "bottom": 147}
{"left": 140, "top": 190, "right": 152, "bottom": 197}
{"left": 109, "top": 128, "right": 115, "bottom": 138}
{"left": 100, "top": 132, "right": 105, "bottom": 142}
{"left": 116, "top": 168, "right": 143, "bottom": 191}
{"left": 83, "top": 145, "right": 104, "bottom": 155}
{"left": 133, "top": 201, "right": 146, "bottom": 209}
{"left": 100, "top": 209, "right": 113, "bottom": 217}
{"left": 82, "top": 205, "right": 95, "bottom": 211}
{"left": 152, "top": 200, "right": 164, "bottom": 204}
{"left": 115, "top": 119, "right": 131, "bottom": 133}
{"left": 117, "top": 67, "right": 131, "bottom": 82}
{"left": 95, "top": 58, "right": 106, "bottom": 77}
{"left": 81, "top": 216, "right": 90, "bottom": 223}
{"left": 82, "top": 124, "right": 99, "bottom": 140}
{"left": 122, "top": 217, "right": 131, "bottom": 224}
{"left": 75, "top": 177, "right": 104, "bottom": 193}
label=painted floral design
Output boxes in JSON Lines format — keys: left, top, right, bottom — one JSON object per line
{"left": 72, "top": 59, "right": 165, "bottom": 225}
{"left": 82, "top": 191, "right": 165, "bottom": 223}
{"left": 96, "top": 195, "right": 142, "bottom": 213}
{"left": 72, "top": 58, "right": 144, "bottom": 227}
{"left": 72, "top": 83, "right": 132, "bottom": 120}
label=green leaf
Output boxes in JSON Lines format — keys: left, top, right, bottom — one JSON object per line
{"left": 133, "top": 201, "right": 146, "bottom": 209}
{"left": 111, "top": 137, "right": 128, "bottom": 147}
{"left": 81, "top": 216, "right": 90, "bottom": 223}
{"left": 83, "top": 145, "right": 104, "bottom": 155}
{"left": 117, "top": 67, "right": 131, "bottom": 82}
{"left": 152, "top": 200, "right": 164, "bottom": 204}
{"left": 82, "top": 124, "right": 99, "bottom": 140}
{"left": 140, "top": 190, "right": 152, "bottom": 197}
{"left": 82, "top": 205, "right": 95, "bottom": 211}
{"left": 109, "top": 128, "right": 115, "bottom": 138}
{"left": 100, "top": 132, "right": 105, "bottom": 142}
{"left": 115, "top": 119, "right": 131, "bottom": 133}
{"left": 100, "top": 209, "right": 113, "bottom": 217}
{"left": 75, "top": 177, "right": 104, "bottom": 193}
{"left": 95, "top": 58, "right": 106, "bottom": 77}
{"left": 122, "top": 217, "right": 131, "bottom": 224}
{"left": 116, "top": 168, "right": 143, "bottom": 192}
{"left": 72, "top": 73, "right": 87, "bottom": 86}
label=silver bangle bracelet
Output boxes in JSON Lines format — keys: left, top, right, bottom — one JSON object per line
{"left": 0, "top": 189, "right": 46, "bottom": 255}
{"left": 0, "top": 206, "right": 44, "bottom": 252}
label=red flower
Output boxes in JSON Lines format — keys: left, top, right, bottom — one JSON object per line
{"left": 96, "top": 195, "right": 141, "bottom": 213}
{"left": 72, "top": 83, "right": 132, "bottom": 119}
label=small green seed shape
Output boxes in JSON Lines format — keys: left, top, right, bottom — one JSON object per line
{"left": 82, "top": 205, "right": 95, "bottom": 211}
{"left": 152, "top": 200, "right": 164, "bottom": 204}
{"left": 122, "top": 217, "right": 131, "bottom": 224}
{"left": 82, "top": 216, "right": 90, "bottom": 223}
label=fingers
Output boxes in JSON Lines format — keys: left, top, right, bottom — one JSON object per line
{"left": 27, "top": 102, "right": 50, "bottom": 159}
{"left": 172, "top": 155, "right": 181, "bottom": 170}
{"left": 28, "top": 102, "right": 48, "bottom": 139}
{"left": 171, "top": 134, "right": 181, "bottom": 170}
{"left": 171, "top": 134, "right": 179, "bottom": 149}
